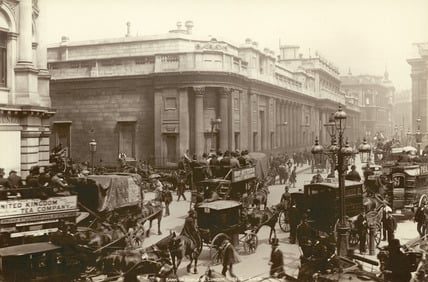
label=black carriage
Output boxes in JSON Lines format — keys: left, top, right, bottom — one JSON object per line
{"left": 196, "top": 200, "right": 258, "bottom": 263}
{"left": 278, "top": 179, "right": 364, "bottom": 234}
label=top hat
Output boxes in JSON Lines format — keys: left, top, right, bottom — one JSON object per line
{"left": 271, "top": 237, "right": 279, "bottom": 246}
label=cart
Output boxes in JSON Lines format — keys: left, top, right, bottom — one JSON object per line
{"left": 196, "top": 200, "right": 258, "bottom": 264}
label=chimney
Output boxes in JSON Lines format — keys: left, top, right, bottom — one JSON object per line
{"left": 185, "top": 20, "right": 194, "bottom": 34}
{"left": 245, "top": 38, "right": 252, "bottom": 44}
{"left": 176, "top": 21, "right": 182, "bottom": 30}
{"left": 252, "top": 41, "right": 258, "bottom": 48}
{"left": 126, "top": 22, "right": 131, "bottom": 37}
{"left": 60, "top": 36, "right": 69, "bottom": 46}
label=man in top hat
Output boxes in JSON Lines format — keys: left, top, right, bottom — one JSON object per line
{"left": 181, "top": 209, "right": 201, "bottom": 251}
{"left": 269, "top": 237, "right": 285, "bottom": 278}
{"left": 51, "top": 172, "right": 70, "bottom": 195}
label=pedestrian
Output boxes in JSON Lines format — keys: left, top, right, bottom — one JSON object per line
{"left": 289, "top": 166, "right": 297, "bottom": 188}
{"left": 346, "top": 165, "right": 362, "bottom": 182}
{"left": 355, "top": 210, "right": 368, "bottom": 254}
{"left": 269, "top": 237, "right": 286, "bottom": 278}
{"left": 383, "top": 210, "right": 397, "bottom": 243}
{"left": 385, "top": 239, "right": 412, "bottom": 282}
{"left": 163, "top": 185, "right": 172, "bottom": 217}
{"left": 0, "top": 168, "right": 9, "bottom": 188}
{"left": 288, "top": 203, "right": 299, "bottom": 244}
{"left": 220, "top": 239, "right": 240, "bottom": 279}
{"left": 153, "top": 177, "right": 164, "bottom": 203}
{"left": 176, "top": 171, "right": 187, "bottom": 201}
{"left": 297, "top": 214, "right": 316, "bottom": 257}
{"left": 414, "top": 205, "right": 426, "bottom": 237}
{"left": 278, "top": 163, "right": 289, "bottom": 185}
{"left": 280, "top": 186, "right": 291, "bottom": 210}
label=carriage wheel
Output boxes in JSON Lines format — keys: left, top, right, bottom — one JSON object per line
{"left": 419, "top": 194, "right": 428, "bottom": 208}
{"left": 243, "top": 232, "right": 258, "bottom": 254}
{"left": 210, "top": 233, "right": 229, "bottom": 265}
{"left": 278, "top": 210, "right": 290, "bottom": 232}
{"left": 373, "top": 223, "right": 382, "bottom": 247}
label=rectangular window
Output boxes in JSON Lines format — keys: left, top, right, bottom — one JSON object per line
{"left": 165, "top": 97, "right": 177, "bottom": 110}
{"left": 0, "top": 31, "right": 7, "bottom": 87}
{"left": 118, "top": 122, "right": 136, "bottom": 159}
{"left": 234, "top": 133, "right": 240, "bottom": 150}
{"left": 166, "top": 135, "right": 177, "bottom": 163}
{"left": 52, "top": 122, "right": 72, "bottom": 157}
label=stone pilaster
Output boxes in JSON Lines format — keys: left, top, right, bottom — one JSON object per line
{"left": 178, "top": 87, "right": 190, "bottom": 159}
{"left": 18, "top": 0, "right": 33, "bottom": 64}
{"left": 218, "top": 87, "right": 232, "bottom": 152}
{"left": 193, "top": 86, "right": 205, "bottom": 158}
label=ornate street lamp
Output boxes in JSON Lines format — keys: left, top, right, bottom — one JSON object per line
{"left": 324, "top": 113, "right": 337, "bottom": 177}
{"left": 210, "top": 118, "right": 222, "bottom": 151}
{"left": 358, "top": 137, "right": 372, "bottom": 163}
{"left": 407, "top": 117, "right": 426, "bottom": 155}
{"left": 311, "top": 136, "right": 324, "bottom": 167}
{"left": 89, "top": 139, "right": 97, "bottom": 174}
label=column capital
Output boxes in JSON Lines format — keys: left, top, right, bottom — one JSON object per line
{"left": 7, "top": 32, "right": 18, "bottom": 40}
{"left": 218, "top": 87, "right": 233, "bottom": 97}
{"left": 193, "top": 86, "right": 206, "bottom": 96}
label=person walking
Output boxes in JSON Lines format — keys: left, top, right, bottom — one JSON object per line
{"left": 297, "top": 214, "right": 316, "bottom": 257}
{"left": 176, "top": 171, "right": 187, "bottom": 201}
{"left": 269, "top": 238, "right": 286, "bottom": 278}
{"left": 383, "top": 210, "right": 397, "bottom": 243}
{"left": 414, "top": 205, "right": 426, "bottom": 237}
{"left": 355, "top": 210, "right": 368, "bottom": 254}
{"left": 289, "top": 166, "right": 297, "bottom": 188}
{"left": 278, "top": 163, "right": 289, "bottom": 185}
{"left": 163, "top": 185, "right": 172, "bottom": 217}
{"left": 280, "top": 186, "right": 291, "bottom": 210}
{"left": 153, "top": 177, "right": 164, "bottom": 204}
{"left": 220, "top": 239, "right": 240, "bottom": 279}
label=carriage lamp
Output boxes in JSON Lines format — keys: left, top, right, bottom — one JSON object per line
{"left": 89, "top": 139, "right": 97, "bottom": 175}
{"left": 210, "top": 118, "right": 222, "bottom": 151}
{"left": 311, "top": 136, "right": 324, "bottom": 168}
{"left": 358, "top": 138, "right": 372, "bottom": 163}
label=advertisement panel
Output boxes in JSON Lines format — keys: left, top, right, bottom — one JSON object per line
{"left": 0, "top": 196, "right": 78, "bottom": 218}
{"left": 231, "top": 167, "right": 256, "bottom": 182}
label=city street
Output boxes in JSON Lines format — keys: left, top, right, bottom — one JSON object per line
{"left": 141, "top": 160, "right": 420, "bottom": 281}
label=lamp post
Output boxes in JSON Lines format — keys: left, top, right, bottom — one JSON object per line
{"left": 89, "top": 139, "right": 97, "bottom": 175}
{"left": 312, "top": 106, "right": 368, "bottom": 257}
{"left": 358, "top": 137, "right": 372, "bottom": 164}
{"left": 407, "top": 117, "right": 426, "bottom": 155}
{"left": 210, "top": 118, "right": 222, "bottom": 151}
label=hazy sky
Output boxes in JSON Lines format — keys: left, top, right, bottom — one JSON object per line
{"left": 40, "top": 0, "right": 428, "bottom": 91}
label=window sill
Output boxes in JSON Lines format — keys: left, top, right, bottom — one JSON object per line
{"left": 0, "top": 87, "right": 10, "bottom": 91}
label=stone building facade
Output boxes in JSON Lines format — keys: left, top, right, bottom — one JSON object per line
{"left": 47, "top": 22, "right": 360, "bottom": 166}
{"left": 407, "top": 43, "right": 428, "bottom": 144}
{"left": 340, "top": 72, "right": 394, "bottom": 143}
{"left": 392, "top": 89, "right": 412, "bottom": 143}
{"left": 0, "top": 0, "right": 52, "bottom": 177}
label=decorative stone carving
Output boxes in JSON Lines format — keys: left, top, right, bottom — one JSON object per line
{"left": 193, "top": 86, "right": 205, "bottom": 96}
{"left": 218, "top": 87, "right": 233, "bottom": 97}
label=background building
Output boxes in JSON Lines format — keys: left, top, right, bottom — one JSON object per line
{"left": 407, "top": 43, "right": 428, "bottom": 146}
{"left": 340, "top": 72, "right": 394, "bottom": 143}
{"left": 392, "top": 89, "right": 412, "bottom": 143}
{"left": 0, "top": 0, "right": 52, "bottom": 177}
{"left": 47, "top": 22, "right": 358, "bottom": 166}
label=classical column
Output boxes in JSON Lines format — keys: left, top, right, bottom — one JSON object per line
{"left": 179, "top": 88, "right": 190, "bottom": 158}
{"left": 19, "top": 0, "right": 33, "bottom": 63}
{"left": 154, "top": 89, "right": 163, "bottom": 165}
{"left": 219, "top": 87, "right": 231, "bottom": 152}
{"left": 286, "top": 102, "right": 290, "bottom": 148}
{"left": 194, "top": 86, "right": 205, "bottom": 158}
{"left": 278, "top": 100, "right": 282, "bottom": 148}
{"left": 7, "top": 32, "right": 18, "bottom": 104}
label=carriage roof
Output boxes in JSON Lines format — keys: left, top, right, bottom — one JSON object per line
{"left": 304, "top": 179, "right": 362, "bottom": 190}
{"left": 197, "top": 200, "right": 241, "bottom": 211}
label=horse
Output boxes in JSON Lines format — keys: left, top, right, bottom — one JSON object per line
{"left": 251, "top": 180, "right": 269, "bottom": 210}
{"left": 169, "top": 232, "right": 201, "bottom": 274}
{"left": 141, "top": 200, "right": 163, "bottom": 236}
{"left": 247, "top": 203, "right": 282, "bottom": 243}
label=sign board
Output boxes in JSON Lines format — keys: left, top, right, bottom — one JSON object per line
{"left": 420, "top": 165, "right": 428, "bottom": 175}
{"left": 0, "top": 211, "right": 77, "bottom": 225}
{"left": 231, "top": 167, "right": 256, "bottom": 182}
{"left": 0, "top": 196, "right": 77, "bottom": 218}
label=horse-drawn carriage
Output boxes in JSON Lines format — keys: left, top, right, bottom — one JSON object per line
{"left": 196, "top": 200, "right": 259, "bottom": 264}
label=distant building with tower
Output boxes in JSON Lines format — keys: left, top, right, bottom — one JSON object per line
{"left": 0, "top": 0, "right": 52, "bottom": 177}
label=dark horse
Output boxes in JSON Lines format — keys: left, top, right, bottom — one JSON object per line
{"left": 141, "top": 200, "right": 163, "bottom": 236}
{"left": 250, "top": 179, "right": 269, "bottom": 210}
{"left": 247, "top": 203, "right": 282, "bottom": 243}
{"left": 169, "top": 232, "right": 201, "bottom": 274}
{"left": 97, "top": 234, "right": 177, "bottom": 281}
